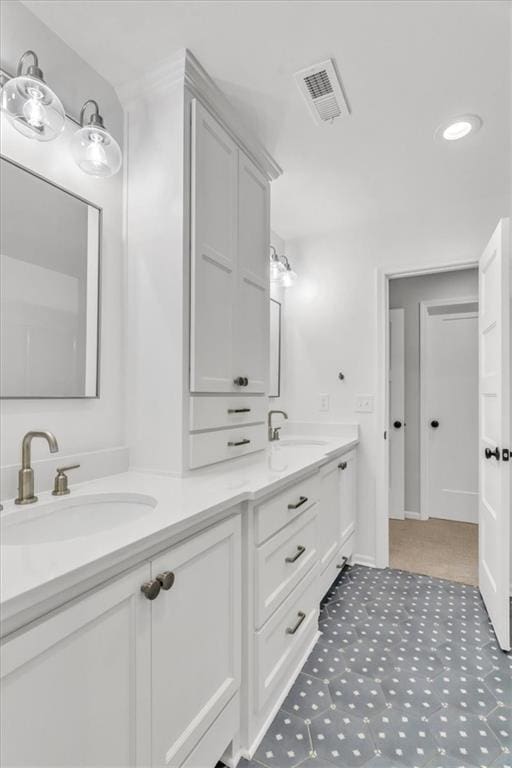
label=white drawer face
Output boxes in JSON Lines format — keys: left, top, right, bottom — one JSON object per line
{"left": 189, "top": 424, "right": 266, "bottom": 469}
{"left": 255, "top": 566, "right": 319, "bottom": 709}
{"left": 189, "top": 396, "right": 267, "bottom": 431}
{"left": 255, "top": 506, "right": 318, "bottom": 629}
{"left": 255, "top": 473, "right": 319, "bottom": 544}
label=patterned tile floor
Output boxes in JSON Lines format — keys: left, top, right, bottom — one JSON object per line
{"left": 239, "top": 565, "right": 512, "bottom": 768}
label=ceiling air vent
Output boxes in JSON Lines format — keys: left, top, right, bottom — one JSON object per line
{"left": 294, "top": 59, "right": 349, "bottom": 126}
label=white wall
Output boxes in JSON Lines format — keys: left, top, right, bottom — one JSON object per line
{"left": 389, "top": 269, "right": 478, "bottom": 514}
{"left": 282, "top": 199, "right": 508, "bottom": 564}
{"left": 0, "top": 0, "right": 125, "bottom": 496}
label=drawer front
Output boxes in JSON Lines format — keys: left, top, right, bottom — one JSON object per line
{"left": 318, "top": 533, "right": 355, "bottom": 603}
{"left": 255, "top": 565, "right": 319, "bottom": 709}
{"left": 189, "top": 424, "right": 266, "bottom": 469}
{"left": 255, "top": 506, "right": 318, "bottom": 628}
{"left": 255, "top": 473, "right": 319, "bottom": 544}
{"left": 190, "top": 395, "right": 267, "bottom": 431}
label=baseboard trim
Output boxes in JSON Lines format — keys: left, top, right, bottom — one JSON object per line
{"left": 404, "top": 510, "right": 421, "bottom": 520}
{"left": 353, "top": 553, "right": 377, "bottom": 568}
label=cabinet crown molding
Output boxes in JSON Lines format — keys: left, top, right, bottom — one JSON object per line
{"left": 117, "top": 48, "right": 282, "bottom": 182}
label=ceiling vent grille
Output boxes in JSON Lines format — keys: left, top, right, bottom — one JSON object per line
{"left": 294, "top": 59, "right": 349, "bottom": 126}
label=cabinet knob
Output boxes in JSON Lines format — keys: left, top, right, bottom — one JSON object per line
{"left": 338, "top": 461, "right": 347, "bottom": 470}
{"left": 156, "top": 571, "right": 175, "bottom": 590}
{"left": 141, "top": 579, "right": 161, "bottom": 600}
{"left": 233, "top": 377, "right": 249, "bottom": 387}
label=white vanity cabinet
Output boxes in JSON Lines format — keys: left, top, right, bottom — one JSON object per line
{"left": 1, "top": 515, "right": 241, "bottom": 768}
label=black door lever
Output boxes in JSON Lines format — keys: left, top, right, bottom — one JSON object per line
{"left": 485, "top": 447, "right": 500, "bottom": 461}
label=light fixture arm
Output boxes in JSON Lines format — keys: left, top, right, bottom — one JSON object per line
{"left": 16, "top": 50, "right": 44, "bottom": 81}
{"left": 79, "top": 99, "right": 105, "bottom": 129}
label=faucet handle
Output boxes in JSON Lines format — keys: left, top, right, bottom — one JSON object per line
{"left": 52, "top": 464, "right": 80, "bottom": 496}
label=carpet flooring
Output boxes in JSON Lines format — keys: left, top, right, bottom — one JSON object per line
{"left": 389, "top": 518, "right": 478, "bottom": 586}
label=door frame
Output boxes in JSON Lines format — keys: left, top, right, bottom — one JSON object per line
{"left": 389, "top": 307, "right": 405, "bottom": 520}
{"left": 419, "top": 296, "right": 479, "bottom": 521}
{"left": 375, "top": 260, "right": 478, "bottom": 569}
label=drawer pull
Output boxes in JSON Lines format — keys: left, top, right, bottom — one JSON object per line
{"left": 286, "top": 611, "right": 306, "bottom": 635}
{"left": 228, "top": 438, "right": 251, "bottom": 447}
{"left": 287, "top": 496, "right": 308, "bottom": 510}
{"left": 227, "top": 408, "right": 251, "bottom": 414}
{"left": 156, "top": 571, "right": 175, "bottom": 590}
{"left": 141, "top": 579, "right": 161, "bottom": 600}
{"left": 285, "top": 545, "right": 306, "bottom": 563}
{"left": 336, "top": 556, "right": 349, "bottom": 572}
{"left": 338, "top": 461, "right": 347, "bottom": 470}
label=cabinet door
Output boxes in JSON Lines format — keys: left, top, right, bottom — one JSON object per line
{"left": 150, "top": 515, "right": 241, "bottom": 767}
{"left": 190, "top": 99, "right": 238, "bottom": 392}
{"left": 1, "top": 565, "right": 151, "bottom": 767}
{"left": 340, "top": 450, "right": 357, "bottom": 544}
{"left": 235, "top": 150, "right": 270, "bottom": 393}
{"left": 319, "top": 459, "right": 343, "bottom": 571}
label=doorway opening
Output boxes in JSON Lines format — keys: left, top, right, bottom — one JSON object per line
{"left": 387, "top": 269, "right": 479, "bottom": 584}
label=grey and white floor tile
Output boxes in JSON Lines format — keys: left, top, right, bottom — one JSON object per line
{"left": 237, "top": 566, "right": 511, "bottom": 768}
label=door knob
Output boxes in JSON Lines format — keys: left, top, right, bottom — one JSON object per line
{"left": 156, "top": 571, "right": 175, "bottom": 590}
{"left": 140, "top": 579, "right": 161, "bottom": 600}
{"left": 485, "top": 447, "right": 500, "bottom": 461}
{"left": 430, "top": 420, "right": 439, "bottom": 428}
{"left": 393, "top": 421, "right": 402, "bottom": 429}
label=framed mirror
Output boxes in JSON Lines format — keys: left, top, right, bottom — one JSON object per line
{"left": 0, "top": 156, "right": 101, "bottom": 398}
{"left": 269, "top": 298, "right": 281, "bottom": 398}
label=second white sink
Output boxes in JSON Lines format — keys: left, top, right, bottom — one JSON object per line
{"left": 1, "top": 493, "right": 157, "bottom": 545}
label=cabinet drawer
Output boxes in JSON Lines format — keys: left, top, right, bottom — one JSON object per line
{"left": 189, "top": 424, "right": 266, "bottom": 468}
{"left": 255, "top": 566, "right": 319, "bottom": 709}
{"left": 255, "top": 505, "right": 318, "bottom": 628}
{"left": 190, "top": 395, "right": 267, "bottom": 431}
{"left": 255, "top": 473, "right": 319, "bottom": 544}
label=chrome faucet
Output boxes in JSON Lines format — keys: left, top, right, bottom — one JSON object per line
{"left": 15, "top": 431, "right": 59, "bottom": 505}
{"left": 268, "top": 410, "right": 288, "bottom": 441}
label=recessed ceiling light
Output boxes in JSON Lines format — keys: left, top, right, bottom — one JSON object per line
{"left": 436, "top": 114, "right": 482, "bottom": 142}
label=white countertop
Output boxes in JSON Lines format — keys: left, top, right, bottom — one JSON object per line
{"left": 0, "top": 431, "right": 357, "bottom": 634}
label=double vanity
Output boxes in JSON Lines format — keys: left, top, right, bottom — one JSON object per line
{"left": 0, "top": 428, "right": 358, "bottom": 767}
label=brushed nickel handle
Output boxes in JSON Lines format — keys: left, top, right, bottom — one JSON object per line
{"left": 228, "top": 439, "right": 251, "bottom": 447}
{"left": 285, "top": 545, "right": 306, "bottom": 563}
{"left": 227, "top": 408, "right": 251, "bottom": 413}
{"left": 338, "top": 461, "right": 347, "bottom": 470}
{"left": 52, "top": 464, "right": 80, "bottom": 496}
{"left": 141, "top": 579, "right": 161, "bottom": 600}
{"left": 288, "top": 496, "right": 308, "bottom": 510}
{"left": 286, "top": 611, "right": 306, "bottom": 635}
{"left": 336, "top": 556, "right": 349, "bottom": 571}
{"left": 156, "top": 571, "right": 175, "bottom": 590}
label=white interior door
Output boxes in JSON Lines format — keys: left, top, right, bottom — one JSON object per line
{"left": 422, "top": 302, "right": 479, "bottom": 523}
{"left": 479, "top": 218, "right": 511, "bottom": 651}
{"left": 389, "top": 308, "right": 405, "bottom": 519}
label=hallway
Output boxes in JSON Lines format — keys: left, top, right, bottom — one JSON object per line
{"left": 389, "top": 518, "right": 478, "bottom": 586}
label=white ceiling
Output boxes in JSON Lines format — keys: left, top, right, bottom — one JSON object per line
{"left": 21, "top": 0, "right": 511, "bottom": 241}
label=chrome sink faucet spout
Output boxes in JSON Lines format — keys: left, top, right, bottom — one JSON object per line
{"left": 15, "top": 431, "right": 59, "bottom": 505}
{"left": 268, "top": 410, "right": 288, "bottom": 441}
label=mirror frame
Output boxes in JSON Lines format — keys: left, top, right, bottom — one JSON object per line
{"left": 0, "top": 154, "right": 102, "bottom": 399}
{"left": 269, "top": 298, "right": 282, "bottom": 399}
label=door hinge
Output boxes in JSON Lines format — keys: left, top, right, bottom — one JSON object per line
{"left": 384, "top": 430, "right": 387, "bottom": 440}
{"left": 503, "top": 448, "right": 510, "bottom": 462}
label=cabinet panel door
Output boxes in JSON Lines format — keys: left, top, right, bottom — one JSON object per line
{"left": 319, "top": 459, "right": 343, "bottom": 571}
{"left": 190, "top": 99, "right": 238, "bottom": 392}
{"left": 236, "top": 150, "right": 270, "bottom": 393}
{"left": 150, "top": 515, "right": 241, "bottom": 767}
{"left": 1, "top": 565, "right": 151, "bottom": 767}
{"left": 340, "top": 450, "right": 357, "bottom": 544}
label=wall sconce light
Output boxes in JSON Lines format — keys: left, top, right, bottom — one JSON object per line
{"left": 71, "top": 100, "right": 122, "bottom": 178}
{"left": 0, "top": 50, "right": 65, "bottom": 141}
{"left": 270, "top": 246, "right": 297, "bottom": 288}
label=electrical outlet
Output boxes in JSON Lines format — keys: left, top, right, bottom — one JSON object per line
{"left": 319, "top": 393, "right": 330, "bottom": 412}
{"left": 355, "top": 394, "right": 374, "bottom": 413}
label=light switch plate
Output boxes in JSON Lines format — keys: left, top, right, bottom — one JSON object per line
{"left": 355, "top": 394, "right": 374, "bottom": 413}
{"left": 319, "top": 393, "right": 330, "bottom": 412}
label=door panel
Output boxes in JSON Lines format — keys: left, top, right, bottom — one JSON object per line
{"left": 389, "top": 308, "right": 405, "bottom": 519}
{"left": 424, "top": 309, "right": 478, "bottom": 523}
{"left": 190, "top": 99, "right": 238, "bottom": 392}
{"left": 479, "top": 218, "right": 510, "bottom": 651}
{"left": 150, "top": 516, "right": 241, "bottom": 766}
{"left": 236, "top": 151, "right": 269, "bottom": 393}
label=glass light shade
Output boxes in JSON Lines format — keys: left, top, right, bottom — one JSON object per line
{"left": 281, "top": 267, "right": 298, "bottom": 288}
{"left": 71, "top": 124, "right": 122, "bottom": 178}
{"left": 270, "top": 258, "right": 286, "bottom": 283}
{"left": 1, "top": 74, "right": 65, "bottom": 141}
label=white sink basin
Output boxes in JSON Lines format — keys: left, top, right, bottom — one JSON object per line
{"left": 276, "top": 439, "right": 328, "bottom": 447}
{"left": 1, "top": 493, "right": 157, "bottom": 545}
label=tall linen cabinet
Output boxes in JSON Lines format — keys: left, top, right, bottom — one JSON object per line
{"left": 119, "top": 50, "right": 280, "bottom": 475}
